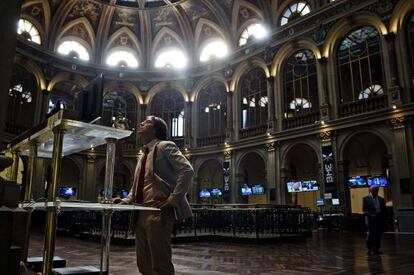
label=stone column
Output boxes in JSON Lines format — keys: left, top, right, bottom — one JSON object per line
{"left": 0, "top": 0, "right": 22, "bottom": 150}
{"left": 384, "top": 33, "right": 403, "bottom": 105}
{"left": 184, "top": 101, "right": 192, "bottom": 148}
{"left": 280, "top": 167, "right": 289, "bottom": 204}
{"left": 265, "top": 142, "right": 276, "bottom": 203}
{"left": 224, "top": 150, "right": 237, "bottom": 203}
{"left": 317, "top": 57, "right": 331, "bottom": 121}
{"left": 266, "top": 77, "right": 276, "bottom": 132}
{"left": 390, "top": 116, "right": 412, "bottom": 208}
{"left": 226, "top": 92, "right": 234, "bottom": 141}
{"left": 83, "top": 151, "right": 97, "bottom": 202}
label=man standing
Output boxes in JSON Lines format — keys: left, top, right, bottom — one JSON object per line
{"left": 362, "top": 185, "right": 387, "bottom": 255}
{"left": 115, "top": 116, "right": 193, "bottom": 275}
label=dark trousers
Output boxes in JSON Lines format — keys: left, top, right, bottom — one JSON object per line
{"left": 135, "top": 208, "right": 175, "bottom": 275}
{"left": 366, "top": 215, "right": 384, "bottom": 251}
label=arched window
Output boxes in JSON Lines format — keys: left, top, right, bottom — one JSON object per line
{"left": 238, "top": 23, "right": 267, "bottom": 46}
{"left": 155, "top": 48, "right": 188, "bottom": 69}
{"left": 280, "top": 1, "right": 311, "bottom": 26}
{"left": 198, "top": 82, "right": 227, "bottom": 143}
{"left": 283, "top": 50, "right": 318, "bottom": 117}
{"left": 7, "top": 65, "right": 37, "bottom": 132}
{"left": 150, "top": 90, "right": 185, "bottom": 138}
{"left": 240, "top": 68, "right": 268, "bottom": 132}
{"left": 106, "top": 49, "right": 138, "bottom": 68}
{"left": 200, "top": 40, "right": 228, "bottom": 62}
{"left": 57, "top": 40, "right": 90, "bottom": 61}
{"left": 102, "top": 90, "right": 137, "bottom": 141}
{"left": 407, "top": 14, "right": 414, "bottom": 86}
{"left": 337, "top": 26, "right": 385, "bottom": 103}
{"left": 49, "top": 82, "right": 83, "bottom": 113}
{"left": 17, "top": 19, "right": 41, "bottom": 45}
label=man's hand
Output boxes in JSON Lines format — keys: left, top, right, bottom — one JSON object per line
{"left": 113, "top": 198, "right": 127, "bottom": 205}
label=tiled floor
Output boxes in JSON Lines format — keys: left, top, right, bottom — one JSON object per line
{"left": 28, "top": 231, "right": 414, "bottom": 275}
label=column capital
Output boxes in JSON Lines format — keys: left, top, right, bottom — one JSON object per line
{"left": 319, "top": 131, "right": 332, "bottom": 142}
{"left": 390, "top": 116, "right": 405, "bottom": 129}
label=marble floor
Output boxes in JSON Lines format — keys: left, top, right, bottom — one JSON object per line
{"left": 28, "top": 231, "right": 414, "bottom": 275}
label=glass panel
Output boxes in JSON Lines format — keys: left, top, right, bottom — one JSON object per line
{"left": 200, "top": 40, "right": 228, "bottom": 62}
{"left": 106, "top": 50, "right": 138, "bottom": 68}
{"left": 57, "top": 40, "right": 90, "bottom": 61}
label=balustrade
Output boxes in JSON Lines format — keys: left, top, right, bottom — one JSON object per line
{"left": 283, "top": 111, "right": 320, "bottom": 129}
{"left": 338, "top": 95, "right": 388, "bottom": 118}
{"left": 197, "top": 134, "right": 225, "bottom": 147}
{"left": 239, "top": 124, "right": 268, "bottom": 139}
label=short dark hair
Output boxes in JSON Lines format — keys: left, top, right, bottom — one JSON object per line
{"left": 148, "top": 116, "right": 168, "bottom": 140}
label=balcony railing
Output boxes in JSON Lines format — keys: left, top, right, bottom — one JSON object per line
{"left": 338, "top": 95, "right": 388, "bottom": 118}
{"left": 283, "top": 111, "right": 320, "bottom": 129}
{"left": 239, "top": 124, "right": 268, "bottom": 139}
{"left": 197, "top": 134, "right": 226, "bottom": 147}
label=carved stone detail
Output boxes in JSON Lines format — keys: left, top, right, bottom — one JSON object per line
{"left": 390, "top": 116, "right": 405, "bottom": 129}
{"left": 320, "top": 131, "right": 332, "bottom": 142}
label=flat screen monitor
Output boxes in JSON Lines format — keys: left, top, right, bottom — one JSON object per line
{"left": 121, "top": 190, "right": 129, "bottom": 199}
{"left": 347, "top": 176, "right": 367, "bottom": 188}
{"left": 316, "top": 198, "right": 325, "bottom": 206}
{"left": 58, "top": 187, "right": 76, "bottom": 197}
{"left": 367, "top": 176, "right": 388, "bottom": 187}
{"left": 287, "top": 181, "right": 302, "bottom": 193}
{"left": 241, "top": 184, "right": 252, "bottom": 196}
{"left": 81, "top": 73, "right": 103, "bottom": 123}
{"left": 199, "top": 189, "right": 211, "bottom": 198}
{"left": 252, "top": 185, "right": 265, "bottom": 195}
{"left": 301, "top": 180, "right": 319, "bottom": 192}
{"left": 332, "top": 198, "right": 340, "bottom": 205}
{"left": 210, "top": 188, "right": 222, "bottom": 197}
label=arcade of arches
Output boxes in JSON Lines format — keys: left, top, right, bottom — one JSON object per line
{"left": 2, "top": 0, "right": 414, "bottom": 232}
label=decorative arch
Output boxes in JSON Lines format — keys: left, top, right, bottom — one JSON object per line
{"left": 271, "top": 38, "right": 321, "bottom": 76}
{"left": 104, "top": 26, "right": 142, "bottom": 60}
{"left": 194, "top": 18, "right": 229, "bottom": 52}
{"left": 275, "top": 0, "right": 315, "bottom": 27}
{"left": 14, "top": 55, "right": 47, "bottom": 91}
{"left": 194, "top": 157, "right": 223, "bottom": 176}
{"left": 390, "top": 0, "right": 414, "bottom": 33}
{"left": 236, "top": 150, "right": 266, "bottom": 169}
{"left": 151, "top": 27, "right": 186, "bottom": 57}
{"left": 104, "top": 81, "right": 144, "bottom": 105}
{"left": 322, "top": 11, "right": 388, "bottom": 58}
{"left": 281, "top": 141, "right": 321, "bottom": 167}
{"left": 191, "top": 74, "right": 229, "bottom": 102}
{"left": 145, "top": 82, "right": 189, "bottom": 105}
{"left": 230, "top": 57, "right": 270, "bottom": 92}
{"left": 21, "top": 0, "right": 51, "bottom": 36}
{"left": 232, "top": 0, "right": 265, "bottom": 35}
{"left": 338, "top": 129, "right": 392, "bottom": 162}
{"left": 47, "top": 72, "right": 88, "bottom": 92}
{"left": 55, "top": 17, "right": 95, "bottom": 53}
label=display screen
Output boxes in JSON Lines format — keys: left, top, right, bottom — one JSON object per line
{"left": 301, "top": 180, "right": 319, "bottom": 192}
{"left": 287, "top": 181, "right": 302, "bottom": 193}
{"left": 347, "top": 176, "right": 367, "bottom": 188}
{"left": 367, "top": 176, "right": 388, "bottom": 187}
{"left": 252, "top": 185, "right": 265, "bottom": 195}
{"left": 241, "top": 184, "right": 252, "bottom": 196}
{"left": 332, "top": 198, "right": 340, "bottom": 205}
{"left": 210, "top": 188, "right": 223, "bottom": 197}
{"left": 316, "top": 198, "right": 325, "bottom": 206}
{"left": 58, "top": 187, "right": 76, "bottom": 197}
{"left": 199, "top": 189, "right": 211, "bottom": 198}
{"left": 121, "top": 190, "right": 129, "bottom": 198}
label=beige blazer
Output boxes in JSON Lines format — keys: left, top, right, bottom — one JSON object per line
{"left": 124, "top": 140, "right": 194, "bottom": 220}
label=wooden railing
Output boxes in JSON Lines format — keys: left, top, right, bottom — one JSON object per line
{"left": 239, "top": 124, "right": 268, "bottom": 139}
{"left": 40, "top": 204, "right": 312, "bottom": 241}
{"left": 283, "top": 111, "right": 320, "bottom": 129}
{"left": 338, "top": 95, "right": 388, "bottom": 118}
{"left": 197, "top": 134, "right": 226, "bottom": 147}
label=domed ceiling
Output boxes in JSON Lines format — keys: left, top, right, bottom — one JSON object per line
{"left": 20, "top": 0, "right": 271, "bottom": 68}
